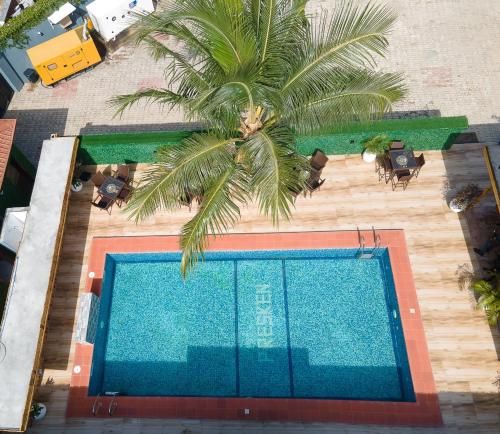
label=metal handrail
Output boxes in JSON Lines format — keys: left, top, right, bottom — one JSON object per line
{"left": 356, "top": 234, "right": 366, "bottom": 258}
{"left": 357, "top": 227, "right": 383, "bottom": 259}
{"left": 92, "top": 393, "right": 102, "bottom": 416}
{"left": 371, "top": 227, "right": 382, "bottom": 256}
{"left": 108, "top": 395, "right": 118, "bottom": 415}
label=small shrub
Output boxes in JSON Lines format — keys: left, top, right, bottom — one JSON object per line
{"left": 30, "top": 403, "right": 43, "bottom": 419}
{"left": 361, "top": 134, "right": 391, "bottom": 154}
{"left": 453, "top": 183, "right": 482, "bottom": 209}
{"left": 0, "top": 0, "right": 83, "bottom": 50}
{"left": 472, "top": 276, "right": 500, "bottom": 326}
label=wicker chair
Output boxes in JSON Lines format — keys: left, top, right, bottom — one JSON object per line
{"left": 90, "top": 171, "right": 105, "bottom": 188}
{"left": 389, "top": 141, "right": 404, "bottom": 150}
{"left": 391, "top": 170, "right": 412, "bottom": 191}
{"left": 376, "top": 153, "right": 394, "bottom": 183}
{"left": 115, "top": 165, "right": 130, "bottom": 183}
{"left": 289, "top": 185, "right": 304, "bottom": 202}
{"left": 413, "top": 153, "right": 425, "bottom": 178}
{"left": 306, "top": 178, "right": 326, "bottom": 196}
{"left": 91, "top": 195, "right": 113, "bottom": 214}
{"left": 180, "top": 190, "right": 195, "bottom": 211}
{"left": 116, "top": 186, "right": 132, "bottom": 208}
{"left": 310, "top": 149, "right": 329, "bottom": 171}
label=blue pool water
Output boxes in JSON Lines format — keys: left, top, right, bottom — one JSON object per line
{"left": 89, "top": 249, "right": 415, "bottom": 401}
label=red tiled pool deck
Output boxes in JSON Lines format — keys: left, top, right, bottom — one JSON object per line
{"left": 68, "top": 230, "right": 442, "bottom": 426}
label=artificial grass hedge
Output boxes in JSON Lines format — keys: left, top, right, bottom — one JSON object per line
{"left": 78, "top": 116, "right": 468, "bottom": 165}
{"left": 78, "top": 131, "right": 193, "bottom": 165}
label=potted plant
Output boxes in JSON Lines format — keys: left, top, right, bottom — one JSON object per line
{"left": 30, "top": 402, "right": 47, "bottom": 421}
{"left": 361, "top": 134, "right": 391, "bottom": 163}
{"left": 71, "top": 178, "right": 83, "bottom": 192}
{"left": 449, "top": 183, "right": 482, "bottom": 212}
{"left": 472, "top": 276, "right": 500, "bottom": 331}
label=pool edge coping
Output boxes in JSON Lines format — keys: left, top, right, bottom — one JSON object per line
{"left": 68, "top": 230, "right": 442, "bottom": 426}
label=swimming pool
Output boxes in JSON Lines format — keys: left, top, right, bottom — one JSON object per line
{"left": 89, "top": 248, "right": 415, "bottom": 402}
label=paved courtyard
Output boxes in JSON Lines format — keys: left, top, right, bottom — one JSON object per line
{"left": 4, "top": 0, "right": 500, "bottom": 165}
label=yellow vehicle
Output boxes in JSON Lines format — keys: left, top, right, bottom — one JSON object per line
{"left": 27, "top": 23, "right": 101, "bottom": 86}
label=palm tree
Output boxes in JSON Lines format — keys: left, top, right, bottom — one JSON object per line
{"left": 112, "top": 0, "right": 406, "bottom": 275}
{"left": 472, "top": 278, "right": 500, "bottom": 326}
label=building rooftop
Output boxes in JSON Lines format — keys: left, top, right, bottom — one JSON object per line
{"left": 0, "top": 136, "right": 77, "bottom": 431}
{"left": 0, "top": 119, "right": 16, "bottom": 187}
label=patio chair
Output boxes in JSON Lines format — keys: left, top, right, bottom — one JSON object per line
{"left": 115, "top": 165, "right": 130, "bottom": 183}
{"left": 306, "top": 178, "right": 326, "bottom": 196}
{"left": 194, "top": 188, "right": 206, "bottom": 206}
{"left": 391, "top": 170, "right": 412, "bottom": 191}
{"left": 90, "top": 171, "right": 105, "bottom": 188}
{"left": 307, "top": 166, "right": 322, "bottom": 181}
{"left": 180, "top": 190, "right": 195, "bottom": 211}
{"left": 376, "top": 154, "right": 394, "bottom": 183}
{"left": 91, "top": 195, "right": 113, "bottom": 214}
{"left": 289, "top": 185, "right": 304, "bottom": 202}
{"left": 310, "top": 148, "right": 329, "bottom": 171}
{"left": 116, "top": 186, "right": 132, "bottom": 208}
{"left": 413, "top": 153, "right": 425, "bottom": 178}
{"left": 389, "top": 141, "right": 405, "bottom": 150}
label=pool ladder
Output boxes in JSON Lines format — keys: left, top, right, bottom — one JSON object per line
{"left": 92, "top": 392, "right": 119, "bottom": 416}
{"left": 356, "top": 227, "right": 381, "bottom": 259}
{"left": 106, "top": 392, "right": 119, "bottom": 415}
{"left": 92, "top": 394, "right": 102, "bottom": 416}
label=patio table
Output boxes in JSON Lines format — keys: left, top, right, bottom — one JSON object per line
{"left": 97, "top": 176, "right": 125, "bottom": 201}
{"left": 388, "top": 149, "right": 417, "bottom": 173}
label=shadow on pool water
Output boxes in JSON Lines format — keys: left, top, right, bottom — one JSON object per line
{"left": 89, "top": 345, "right": 415, "bottom": 402}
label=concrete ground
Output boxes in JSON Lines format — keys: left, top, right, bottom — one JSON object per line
{"left": 5, "top": 0, "right": 500, "bottom": 165}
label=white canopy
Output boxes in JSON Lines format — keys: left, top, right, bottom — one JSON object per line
{"left": 47, "top": 2, "right": 76, "bottom": 25}
{"left": 86, "top": 0, "right": 154, "bottom": 42}
{"left": 0, "top": 207, "right": 28, "bottom": 253}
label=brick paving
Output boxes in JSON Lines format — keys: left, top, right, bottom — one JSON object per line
{"left": 5, "top": 0, "right": 500, "bottom": 165}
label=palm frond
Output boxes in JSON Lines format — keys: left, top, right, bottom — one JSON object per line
{"left": 125, "top": 133, "right": 240, "bottom": 221}
{"left": 241, "top": 125, "right": 308, "bottom": 224}
{"left": 161, "top": 0, "right": 257, "bottom": 74}
{"left": 140, "top": 35, "right": 213, "bottom": 104}
{"left": 135, "top": 8, "right": 213, "bottom": 61}
{"left": 180, "top": 165, "right": 249, "bottom": 275}
{"left": 282, "top": 1, "right": 397, "bottom": 101}
{"left": 110, "top": 88, "right": 189, "bottom": 117}
{"left": 285, "top": 70, "right": 406, "bottom": 133}
{"left": 251, "top": 0, "right": 308, "bottom": 86}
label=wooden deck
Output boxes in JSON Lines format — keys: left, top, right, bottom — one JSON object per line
{"left": 32, "top": 144, "right": 500, "bottom": 433}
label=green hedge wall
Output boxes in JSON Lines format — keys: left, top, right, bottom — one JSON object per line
{"left": 295, "top": 116, "right": 468, "bottom": 155}
{"left": 78, "top": 131, "right": 193, "bottom": 165}
{"left": 78, "top": 116, "right": 468, "bottom": 165}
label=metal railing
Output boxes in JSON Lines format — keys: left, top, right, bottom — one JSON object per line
{"left": 105, "top": 392, "right": 119, "bottom": 416}
{"left": 356, "top": 227, "right": 382, "bottom": 259}
{"left": 92, "top": 394, "right": 102, "bottom": 416}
